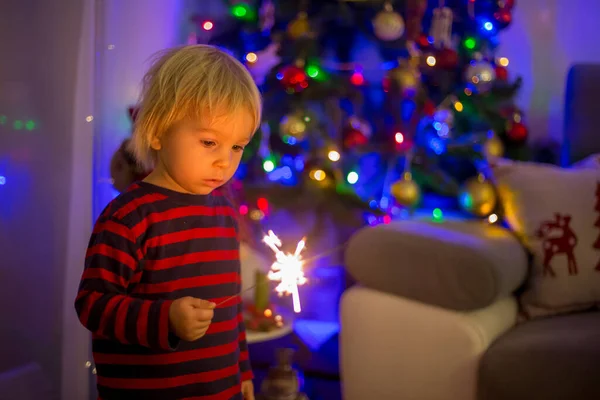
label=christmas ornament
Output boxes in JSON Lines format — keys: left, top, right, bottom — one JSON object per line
{"left": 110, "top": 139, "right": 149, "bottom": 193}
{"left": 436, "top": 48, "right": 459, "bottom": 69}
{"left": 342, "top": 116, "right": 371, "bottom": 149}
{"left": 423, "top": 99, "right": 437, "bottom": 116}
{"left": 465, "top": 60, "right": 496, "bottom": 93}
{"left": 494, "top": 8, "right": 512, "bottom": 29}
{"left": 391, "top": 172, "right": 421, "bottom": 207}
{"left": 405, "top": 0, "right": 427, "bottom": 41}
{"left": 389, "top": 60, "right": 421, "bottom": 97}
{"left": 287, "top": 11, "right": 310, "bottom": 39}
{"left": 246, "top": 43, "right": 281, "bottom": 86}
{"left": 458, "top": 175, "right": 497, "bottom": 217}
{"left": 429, "top": 5, "right": 453, "bottom": 48}
{"left": 258, "top": 348, "right": 308, "bottom": 400}
{"left": 278, "top": 63, "right": 308, "bottom": 92}
{"left": 373, "top": 2, "right": 405, "bottom": 41}
{"left": 506, "top": 120, "right": 528, "bottom": 142}
{"left": 483, "top": 132, "right": 504, "bottom": 159}
{"left": 279, "top": 112, "right": 307, "bottom": 140}
{"left": 494, "top": 64, "right": 508, "bottom": 81}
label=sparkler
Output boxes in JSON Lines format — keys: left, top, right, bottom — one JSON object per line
{"left": 262, "top": 230, "right": 307, "bottom": 313}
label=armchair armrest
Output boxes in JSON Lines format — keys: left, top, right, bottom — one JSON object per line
{"left": 345, "top": 220, "right": 528, "bottom": 311}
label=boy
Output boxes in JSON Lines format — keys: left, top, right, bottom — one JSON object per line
{"left": 75, "top": 45, "right": 262, "bottom": 399}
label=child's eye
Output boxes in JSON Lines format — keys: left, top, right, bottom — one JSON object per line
{"left": 201, "top": 140, "right": 216, "bottom": 147}
{"left": 233, "top": 145, "right": 245, "bottom": 152}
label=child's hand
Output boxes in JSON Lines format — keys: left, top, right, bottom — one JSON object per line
{"left": 241, "top": 380, "right": 254, "bottom": 400}
{"left": 169, "top": 297, "right": 216, "bottom": 341}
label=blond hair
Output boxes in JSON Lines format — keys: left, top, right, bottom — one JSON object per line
{"left": 129, "top": 44, "right": 262, "bottom": 169}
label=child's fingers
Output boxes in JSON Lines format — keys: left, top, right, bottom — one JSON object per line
{"left": 194, "top": 308, "right": 214, "bottom": 322}
{"left": 190, "top": 298, "right": 216, "bottom": 309}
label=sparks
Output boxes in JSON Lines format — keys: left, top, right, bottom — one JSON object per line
{"left": 263, "top": 230, "right": 307, "bottom": 313}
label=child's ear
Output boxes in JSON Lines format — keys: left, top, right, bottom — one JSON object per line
{"left": 150, "top": 135, "right": 162, "bottom": 151}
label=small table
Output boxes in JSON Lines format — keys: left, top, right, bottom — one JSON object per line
{"left": 246, "top": 323, "right": 294, "bottom": 344}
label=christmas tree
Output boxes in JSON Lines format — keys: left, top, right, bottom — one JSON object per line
{"left": 187, "top": 0, "right": 525, "bottom": 226}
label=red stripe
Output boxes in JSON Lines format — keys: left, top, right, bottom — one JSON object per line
{"left": 127, "top": 183, "right": 141, "bottom": 192}
{"left": 98, "top": 296, "right": 124, "bottom": 336}
{"left": 75, "top": 289, "right": 90, "bottom": 303}
{"left": 241, "top": 370, "right": 254, "bottom": 382}
{"left": 143, "top": 227, "right": 236, "bottom": 254}
{"left": 78, "top": 291, "right": 102, "bottom": 326}
{"left": 81, "top": 267, "right": 127, "bottom": 288}
{"left": 93, "top": 341, "right": 239, "bottom": 365}
{"left": 239, "top": 350, "right": 249, "bottom": 362}
{"left": 87, "top": 244, "right": 137, "bottom": 271}
{"left": 145, "top": 249, "right": 239, "bottom": 271}
{"left": 136, "top": 301, "right": 151, "bottom": 347}
{"left": 206, "top": 316, "right": 238, "bottom": 335}
{"left": 131, "top": 205, "right": 236, "bottom": 238}
{"left": 158, "top": 300, "right": 172, "bottom": 350}
{"left": 97, "top": 364, "right": 239, "bottom": 389}
{"left": 114, "top": 296, "right": 133, "bottom": 343}
{"left": 238, "top": 330, "right": 247, "bottom": 342}
{"left": 113, "top": 193, "right": 168, "bottom": 220}
{"left": 93, "top": 219, "right": 135, "bottom": 241}
{"left": 132, "top": 273, "right": 239, "bottom": 294}
{"left": 182, "top": 384, "right": 241, "bottom": 400}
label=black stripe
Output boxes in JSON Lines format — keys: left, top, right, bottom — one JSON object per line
{"left": 141, "top": 260, "right": 240, "bottom": 284}
{"left": 125, "top": 299, "right": 141, "bottom": 344}
{"left": 87, "top": 293, "right": 119, "bottom": 333}
{"left": 97, "top": 374, "right": 241, "bottom": 400}
{"left": 80, "top": 277, "right": 126, "bottom": 294}
{"left": 93, "top": 327, "right": 239, "bottom": 355}
{"left": 146, "top": 300, "right": 164, "bottom": 349}
{"left": 96, "top": 349, "right": 239, "bottom": 378}
{"left": 146, "top": 236, "right": 239, "bottom": 259}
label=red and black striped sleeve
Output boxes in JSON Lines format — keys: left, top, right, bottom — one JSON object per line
{"left": 74, "top": 214, "right": 175, "bottom": 351}
{"left": 238, "top": 299, "right": 253, "bottom": 381}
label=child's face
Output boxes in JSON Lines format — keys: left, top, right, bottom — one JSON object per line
{"left": 152, "top": 109, "right": 254, "bottom": 195}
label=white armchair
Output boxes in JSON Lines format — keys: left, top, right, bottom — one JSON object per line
{"left": 340, "top": 220, "right": 527, "bottom": 400}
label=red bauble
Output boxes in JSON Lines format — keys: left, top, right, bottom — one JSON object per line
{"left": 436, "top": 48, "right": 459, "bottom": 69}
{"left": 506, "top": 121, "right": 528, "bottom": 142}
{"left": 278, "top": 65, "right": 308, "bottom": 92}
{"left": 417, "top": 33, "right": 431, "bottom": 48}
{"left": 494, "top": 9, "right": 512, "bottom": 28}
{"left": 422, "top": 99, "right": 436, "bottom": 116}
{"left": 495, "top": 65, "right": 508, "bottom": 81}
{"left": 343, "top": 128, "right": 368, "bottom": 149}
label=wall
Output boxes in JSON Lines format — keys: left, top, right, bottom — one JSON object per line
{"left": 94, "top": 0, "right": 190, "bottom": 219}
{"left": 498, "top": 0, "right": 600, "bottom": 143}
{"left": 0, "top": 0, "right": 94, "bottom": 398}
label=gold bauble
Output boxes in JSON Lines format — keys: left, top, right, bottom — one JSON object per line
{"left": 389, "top": 64, "right": 421, "bottom": 93}
{"left": 279, "top": 113, "right": 307, "bottom": 140}
{"left": 458, "top": 175, "right": 497, "bottom": 217}
{"left": 391, "top": 173, "right": 421, "bottom": 207}
{"left": 483, "top": 134, "right": 504, "bottom": 159}
{"left": 373, "top": 6, "right": 405, "bottom": 41}
{"left": 287, "top": 12, "right": 310, "bottom": 39}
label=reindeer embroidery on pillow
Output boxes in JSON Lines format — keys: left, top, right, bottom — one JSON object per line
{"left": 535, "top": 213, "right": 578, "bottom": 277}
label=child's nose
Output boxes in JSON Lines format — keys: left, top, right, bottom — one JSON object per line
{"left": 214, "top": 148, "right": 233, "bottom": 169}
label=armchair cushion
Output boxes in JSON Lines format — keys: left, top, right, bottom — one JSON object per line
{"left": 345, "top": 220, "right": 528, "bottom": 311}
{"left": 478, "top": 310, "right": 600, "bottom": 400}
{"left": 495, "top": 160, "right": 600, "bottom": 318}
